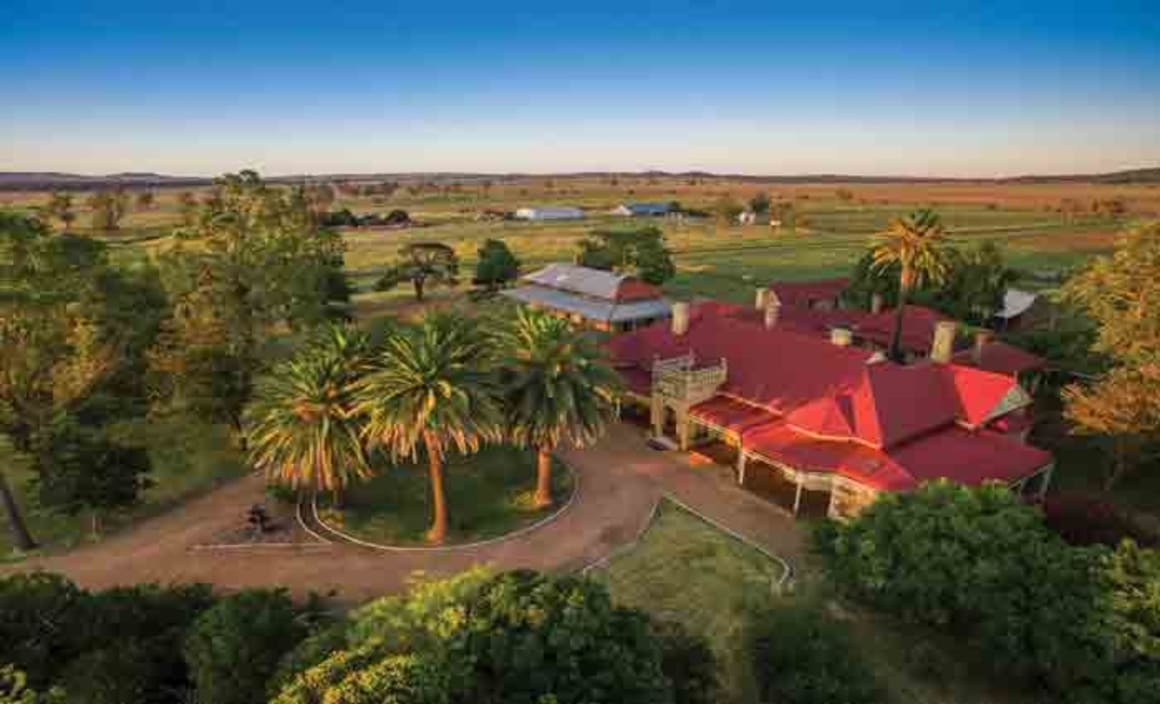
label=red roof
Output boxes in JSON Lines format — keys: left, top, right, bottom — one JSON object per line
{"left": 745, "top": 421, "right": 1051, "bottom": 491}
{"left": 608, "top": 300, "right": 1049, "bottom": 492}
{"left": 769, "top": 278, "right": 849, "bottom": 308}
{"left": 952, "top": 341, "right": 1045, "bottom": 376}
{"left": 853, "top": 305, "right": 950, "bottom": 354}
{"left": 616, "top": 278, "right": 665, "bottom": 302}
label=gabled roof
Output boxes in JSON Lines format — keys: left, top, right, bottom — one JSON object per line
{"left": 768, "top": 278, "right": 849, "bottom": 307}
{"left": 995, "top": 288, "right": 1039, "bottom": 320}
{"left": 521, "top": 263, "right": 663, "bottom": 302}
{"left": 620, "top": 202, "right": 672, "bottom": 215}
{"left": 502, "top": 286, "right": 671, "bottom": 323}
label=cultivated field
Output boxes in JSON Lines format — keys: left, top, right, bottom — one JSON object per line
{"left": 4, "top": 176, "right": 1153, "bottom": 310}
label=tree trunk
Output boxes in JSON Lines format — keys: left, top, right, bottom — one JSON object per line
{"left": 0, "top": 468, "right": 36, "bottom": 550}
{"left": 413, "top": 277, "right": 425, "bottom": 302}
{"left": 534, "top": 448, "right": 554, "bottom": 508}
{"left": 1104, "top": 436, "right": 1130, "bottom": 492}
{"left": 887, "top": 276, "right": 911, "bottom": 363}
{"left": 91, "top": 510, "right": 102, "bottom": 540}
{"left": 424, "top": 437, "right": 448, "bottom": 544}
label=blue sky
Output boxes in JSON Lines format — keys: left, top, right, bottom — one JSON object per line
{"left": 2, "top": 1, "right": 1158, "bottom": 176}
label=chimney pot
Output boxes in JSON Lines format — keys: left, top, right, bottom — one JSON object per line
{"left": 930, "top": 321, "right": 958, "bottom": 363}
{"left": 830, "top": 327, "right": 853, "bottom": 347}
{"left": 973, "top": 329, "right": 995, "bottom": 365}
{"left": 764, "top": 301, "right": 780, "bottom": 329}
{"left": 755, "top": 288, "right": 771, "bottom": 311}
{"left": 671, "top": 302, "right": 690, "bottom": 336}
{"left": 870, "top": 293, "right": 884, "bottom": 314}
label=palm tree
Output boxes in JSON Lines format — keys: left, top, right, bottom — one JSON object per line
{"left": 501, "top": 309, "right": 620, "bottom": 507}
{"left": 870, "top": 208, "right": 950, "bottom": 362}
{"left": 246, "top": 324, "right": 372, "bottom": 503}
{"left": 354, "top": 314, "right": 502, "bottom": 544}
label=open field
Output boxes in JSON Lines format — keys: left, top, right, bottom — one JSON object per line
{"left": 3, "top": 176, "right": 1147, "bottom": 306}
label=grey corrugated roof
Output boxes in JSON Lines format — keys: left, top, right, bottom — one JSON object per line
{"left": 522, "top": 263, "right": 628, "bottom": 300}
{"left": 502, "top": 285, "right": 672, "bottom": 323}
{"left": 625, "top": 202, "right": 672, "bottom": 215}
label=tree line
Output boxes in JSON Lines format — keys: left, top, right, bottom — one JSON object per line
{"left": 0, "top": 171, "right": 351, "bottom": 550}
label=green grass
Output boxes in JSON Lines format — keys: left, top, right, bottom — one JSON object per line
{"left": 594, "top": 500, "right": 784, "bottom": 703}
{"left": 318, "top": 445, "right": 573, "bottom": 546}
{"left": 1, "top": 416, "right": 246, "bottom": 558}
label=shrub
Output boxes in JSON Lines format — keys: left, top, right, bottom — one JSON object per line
{"left": 59, "top": 640, "right": 177, "bottom": 704}
{"left": 0, "top": 573, "right": 87, "bottom": 687}
{"left": 273, "top": 569, "right": 681, "bottom": 704}
{"left": 749, "top": 604, "right": 883, "bottom": 704}
{"left": 654, "top": 620, "right": 718, "bottom": 704}
{"left": 1041, "top": 493, "right": 1157, "bottom": 547}
{"left": 184, "top": 588, "right": 308, "bottom": 704}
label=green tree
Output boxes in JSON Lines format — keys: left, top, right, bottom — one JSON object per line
{"left": 576, "top": 226, "right": 675, "bottom": 285}
{"left": 33, "top": 415, "right": 152, "bottom": 537}
{"left": 749, "top": 605, "right": 883, "bottom": 704}
{"left": 1062, "top": 223, "right": 1160, "bottom": 489}
{"left": 41, "top": 192, "right": 74, "bottom": 231}
{"left": 150, "top": 170, "right": 349, "bottom": 439}
{"left": 375, "top": 242, "right": 459, "bottom": 301}
{"left": 85, "top": 189, "right": 128, "bottom": 232}
{"left": 473, "top": 238, "right": 521, "bottom": 292}
{"left": 501, "top": 308, "right": 619, "bottom": 507}
{"left": 713, "top": 195, "right": 743, "bottom": 225}
{"left": 273, "top": 570, "right": 678, "bottom": 704}
{"left": 354, "top": 315, "right": 502, "bottom": 543}
{"left": 135, "top": 190, "right": 154, "bottom": 211}
{"left": 176, "top": 191, "right": 197, "bottom": 225}
{"left": 870, "top": 208, "right": 951, "bottom": 361}
{"left": 0, "top": 667, "right": 64, "bottom": 704}
{"left": 246, "top": 324, "right": 372, "bottom": 502}
{"left": 937, "top": 241, "right": 1017, "bottom": 323}
{"left": 0, "top": 573, "right": 88, "bottom": 687}
{"left": 748, "top": 192, "right": 771, "bottom": 214}
{"left": 0, "top": 214, "right": 151, "bottom": 549}
{"left": 183, "top": 589, "right": 307, "bottom": 704}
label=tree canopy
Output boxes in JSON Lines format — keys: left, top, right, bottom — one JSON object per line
{"left": 375, "top": 242, "right": 459, "bottom": 301}
{"left": 576, "top": 225, "right": 675, "bottom": 285}
{"left": 473, "top": 238, "right": 521, "bottom": 292}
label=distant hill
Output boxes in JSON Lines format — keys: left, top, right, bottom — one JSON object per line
{"left": 1, "top": 166, "right": 1157, "bottom": 191}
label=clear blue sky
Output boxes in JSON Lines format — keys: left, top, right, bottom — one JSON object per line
{"left": 2, "top": 1, "right": 1158, "bottom": 176}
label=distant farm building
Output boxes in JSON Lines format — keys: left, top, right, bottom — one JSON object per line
{"left": 501, "top": 263, "right": 671, "bottom": 333}
{"left": 612, "top": 202, "right": 673, "bottom": 217}
{"left": 514, "top": 206, "right": 584, "bottom": 221}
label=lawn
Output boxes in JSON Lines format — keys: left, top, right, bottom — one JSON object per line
{"left": 0, "top": 416, "right": 247, "bottom": 558}
{"left": 593, "top": 500, "right": 784, "bottom": 703}
{"left": 593, "top": 499, "right": 1039, "bottom": 704}
{"left": 317, "top": 445, "right": 574, "bottom": 546}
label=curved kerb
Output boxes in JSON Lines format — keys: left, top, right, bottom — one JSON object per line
{"left": 311, "top": 460, "right": 581, "bottom": 553}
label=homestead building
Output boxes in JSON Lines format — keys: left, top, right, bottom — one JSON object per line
{"left": 606, "top": 292, "right": 1052, "bottom": 519}
{"left": 502, "top": 263, "right": 671, "bottom": 333}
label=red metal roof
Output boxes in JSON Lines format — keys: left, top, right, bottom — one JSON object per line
{"left": 769, "top": 278, "right": 850, "bottom": 307}
{"left": 607, "top": 299, "right": 1049, "bottom": 492}
{"left": 688, "top": 396, "right": 776, "bottom": 435}
{"left": 952, "top": 341, "right": 1046, "bottom": 376}
{"left": 616, "top": 277, "right": 665, "bottom": 302}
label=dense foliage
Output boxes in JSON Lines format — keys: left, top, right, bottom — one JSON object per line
{"left": 1062, "top": 222, "right": 1160, "bottom": 489}
{"left": 815, "top": 482, "right": 1160, "bottom": 703}
{"left": 0, "top": 574, "right": 319, "bottom": 703}
{"left": 576, "top": 225, "right": 675, "bottom": 285}
{"left": 749, "top": 604, "right": 883, "bottom": 704}
{"left": 274, "top": 569, "right": 702, "bottom": 704}
{"left": 473, "top": 237, "right": 521, "bottom": 292}
{"left": 375, "top": 241, "right": 459, "bottom": 301}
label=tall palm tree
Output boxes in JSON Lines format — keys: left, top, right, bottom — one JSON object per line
{"left": 246, "top": 324, "right": 372, "bottom": 502}
{"left": 353, "top": 314, "right": 502, "bottom": 544}
{"left": 870, "top": 208, "right": 950, "bottom": 362}
{"left": 501, "top": 309, "right": 620, "bottom": 507}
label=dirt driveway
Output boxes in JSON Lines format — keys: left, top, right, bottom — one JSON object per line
{"left": 6, "top": 424, "right": 804, "bottom": 603}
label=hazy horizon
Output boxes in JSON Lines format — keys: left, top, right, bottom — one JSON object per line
{"left": 4, "top": 1, "right": 1159, "bottom": 177}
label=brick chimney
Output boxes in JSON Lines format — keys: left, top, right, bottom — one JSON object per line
{"left": 870, "top": 293, "right": 884, "bottom": 314}
{"left": 930, "top": 321, "right": 958, "bottom": 364}
{"left": 754, "top": 287, "right": 771, "bottom": 311}
{"left": 764, "top": 299, "right": 780, "bottom": 329}
{"left": 671, "top": 302, "right": 690, "bottom": 336}
{"left": 973, "top": 329, "right": 995, "bottom": 365}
